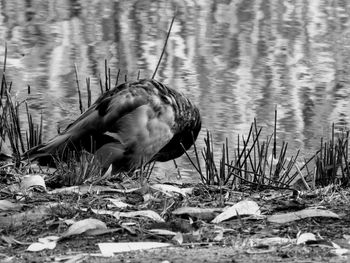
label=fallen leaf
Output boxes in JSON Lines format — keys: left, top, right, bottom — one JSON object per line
{"left": 172, "top": 207, "right": 221, "bottom": 221}
{"left": 297, "top": 232, "right": 317, "bottom": 245}
{"left": 0, "top": 203, "right": 58, "bottom": 227}
{"left": 251, "top": 237, "right": 293, "bottom": 246}
{"left": 151, "top": 184, "right": 191, "bottom": 197}
{"left": 54, "top": 254, "right": 87, "bottom": 263}
{"left": 0, "top": 254, "right": 15, "bottom": 262}
{"left": 61, "top": 218, "right": 107, "bottom": 239}
{"left": 213, "top": 229, "right": 224, "bottom": 242}
{"left": 1, "top": 184, "right": 20, "bottom": 195}
{"left": 305, "top": 239, "right": 338, "bottom": 248}
{"left": 115, "top": 210, "right": 165, "bottom": 222}
{"left": 120, "top": 224, "right": 137, "bottom": 235}
{"left": 27, "top": 236, "right": 59, "bottom": 252}
{"left": 267, "top": 208, "right": 340, "bottom": 224}
{"left": 84, "top": 228, "right": 122, "bottom": 236}
{"left": 108, "top": 198, "right": 132, "bottom": 209}
{"left": 143, "top": 193, "right": 153, "bottom": 202}
{"left": 98, "top": 242, "right": 171, "bottom": 256}
{"left": 246, "top": 247, "right": 276, "bottom": 254}
{"left": 64, "top": 219, "right": 76, "bottom": 225}
{"left": 148, "top": 229, "right": 177, "bottom": 236}
{"left": 212, "top": 200, "right": 261, "bottom": 223}
{"left": 0, "top": 200, "right": 22, "bottom": 211}
{"left": 173, "top": 207, "right": 222, "bottom": 215}
{"left": 49, "top": 186, "right": 81, "bottom": 194}
{"left": 181, "top": 187, "right": 194, "bottom": 195}
{"left": 21, "top": 174, "right": 46, "bottom": 191}
{"left": 27, "top": 242, "right": 53, "bottom": 252}
{"left": 172, "top": 232, "right": 183, "bottom": 245}
{"left": 101, "top": 164, "right": 112, "bottom": 178}
{"left": 332, "top": 248, "right": 350, "bottom": 256}
{"left": 49, "top": 185, "right": 129, "bottom": 195}
{"left": 1, "top": 235, "right": 30, "bottom": 245}
{"left": 100, "top": 187, "right": 141, "bottom": 194}
{"left": 90, "top": 208, "right": 114, "bottom": 216}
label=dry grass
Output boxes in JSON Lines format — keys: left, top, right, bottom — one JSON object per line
{"left": 184, "top": 112, "right": 349, "bottom": 191}
{"left": 315, "top": 125, "right": 350, "bottom": 186}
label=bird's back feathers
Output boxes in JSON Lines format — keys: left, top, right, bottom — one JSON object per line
{"left": 24, "top": 79, "right": 201, "bottom": 173}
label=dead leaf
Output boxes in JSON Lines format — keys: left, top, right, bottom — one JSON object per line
{"left": 297, "top": 232, "right": 317, "bottom": 245}
{"left": 143, "top": 193, "right": 153, "bottom": 202}
{"left": 115, "top": 210, "right": 165, "bottom": 222}
{"left": 212, "top": 200, "right": 261, "bottom": 223}
{"left": 26, "top": 236, "right": 59, "bottom": 252}
{"left": 213, "top": 229, "right": 224, "bottom": 242}
{"left": 77, "top": 185, "right": 129, "bottom": 194}
{"left": 181, "top": 187, "right": 194, "bottom": 195}
{"left": 172, "top": 232, "right": 183, "bottom": 245}
{"left": 21, "top": 174, "right": 46, "bottom": 191}
{"left": 0, "top": 200, "right": 22, "bottom": 211}
{"left": 90, "top": 208, "right": 114, "bottom": 216}
{"left": 246, "top": 247, "right": 276, "bottom": 254}
{"left": 64, "top": 219, "right": 76, "bottom": 225}
{"left": 148, "top": 229, "right": 177, "bottom": 236}
{"left": 101, "top": 164, "right": 112, "bottom": 178}
{"left": 172, "top": 207, "right": 221, "bottom": 221}
{"left": 49, "top": 185, "right": 129, "bottom": 195}
{"left": 172, "top": 206, "right": 223, "bottom": 222}
{"left": 1, "top": 184, "right": 20, "bottom": 195}
{"left": 173, "top": 207, "right": 222, "bottom": 215}
{"left": 84, "top": 228, "right": 122, "bottom": 236}
{"left": 108, "top": 198, "right": 132, "bottom": 209}
{"left": 98, "top": 242, "right": 171, "bottom": 256}
{"left": 151, "top": 184, "right": 192, "bottom": 197}
{"left": 0, "top": 254, "right": 15, "bottom": 262}
{"left": 331, "top": 248, "right": 350, "bottom": 256}
{"left": 267, "top": 208, "right": 340, "bottom": 224}
{"left": 61, "top": 218, "right": 107, "bottom": 239}
{"left": 0, "top": 203, "right": 58, "bottom": 227}
{"left": 54, "top": 254, "right": 87, "bottom": 263}
{"left": 120, "top": 224, "right": 137, "bottom": 235}
{"left": 1, "top": 235, "right": 30, "bottom": 245}
{"left": 49, "top": 186, "right": 81, "bottom": 194}
{"left": 251, "top": 237, "right": 293, "bottom": 246}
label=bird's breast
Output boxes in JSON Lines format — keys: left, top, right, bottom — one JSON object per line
{"left": 111, "top": 101, "right": 175, "bottom": 161}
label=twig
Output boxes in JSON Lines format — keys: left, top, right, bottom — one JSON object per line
{"left": 152, "top": 11, "right": 176, "bottom": 79}
{"left": 74, "top": 64, "right": 84, "bottom": 114}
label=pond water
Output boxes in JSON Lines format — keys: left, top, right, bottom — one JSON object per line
{"left": 1, "top": 0, "right": 350, "bottom": 181}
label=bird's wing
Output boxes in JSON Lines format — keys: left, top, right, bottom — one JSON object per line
{"left": 63, "top": 88, "right": 150, "bottom": 138}
{"left": 95, "top": 102, "right": 176, "bottom": 170}
{"left": 27, "top": 87, "right": 150, "bottom": 156}
{"left": 62, "top": 86, "right": 176, "bottom": 164}
{"left": 95, "top": 91, "right": 177, "bottom": 168}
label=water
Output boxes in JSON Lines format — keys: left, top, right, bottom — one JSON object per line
{"left": 1, "top": 0, "right": 350, "bottom": 181}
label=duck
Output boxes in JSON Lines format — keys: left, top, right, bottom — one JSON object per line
{"left": 24, "top": 79, "right": 201, "bottom": 173}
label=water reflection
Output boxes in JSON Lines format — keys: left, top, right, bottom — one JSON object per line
{"left": 1, "top": 0, "right": 350, "bottom": 180}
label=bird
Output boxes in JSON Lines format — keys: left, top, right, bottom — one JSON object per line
{"left": 24, "top": 79, "right": 202, "bottom": 174}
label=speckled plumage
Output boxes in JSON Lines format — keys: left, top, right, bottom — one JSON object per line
{"left": 25, "top": 79, "right": 201, "bottom": 173}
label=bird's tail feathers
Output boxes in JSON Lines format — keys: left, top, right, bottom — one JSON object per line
{"left": 23, "top": 134, "right": 72, "bottom": 163}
